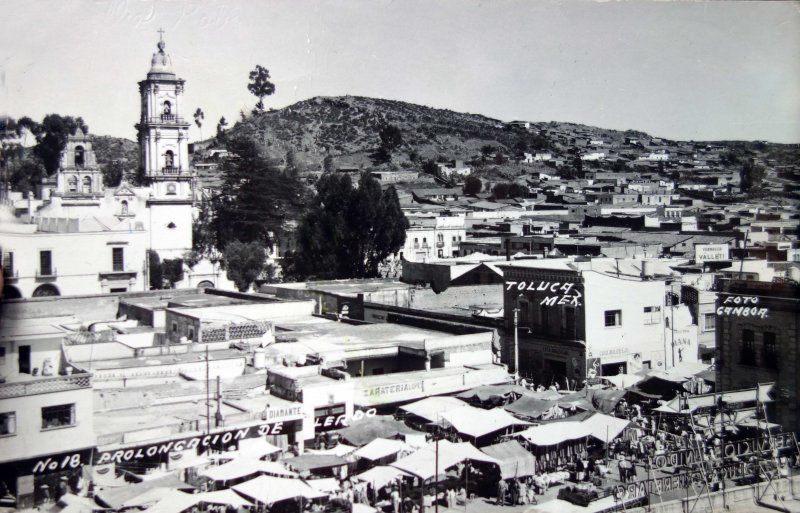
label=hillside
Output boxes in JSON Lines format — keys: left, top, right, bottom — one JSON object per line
{"left": 222, "top": 95, "right": 549, "bottom": 172}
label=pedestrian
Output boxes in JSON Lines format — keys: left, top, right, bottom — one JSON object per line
{"left": 518, "top": 479, "right": 527, "bottom": 505}
{"left": 391, "top": 487, "right": 401, "bottom": 513}
{"left": 496, "top": 479, "right": 507, "bottom": 506}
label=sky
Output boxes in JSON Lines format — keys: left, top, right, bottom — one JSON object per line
{"left": 1, "top": 0, "right": 799, "bottom": 143}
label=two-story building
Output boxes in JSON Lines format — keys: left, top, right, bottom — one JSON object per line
{"left": 499, "top": 258, "right": 697, "bottom": 386}
{"left": 401, "top": 216, "right": 466, "bottom": 262}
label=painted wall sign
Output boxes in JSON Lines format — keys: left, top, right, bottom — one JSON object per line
{"left": 314, "top": 407, "right": 377, "bottom": 430}
{"left": 716, "top": 295, "right": 768, "bottom": 318}
{"left": 505, "top": 281, "right": 583, "bottom": 306}
{"left": 694, "top": 243, "right": 730, "bottom": 263}
{"left": 262, "top": 405, "right": 304, "bottom": 423}
{"left": 361, "top": 381, "right": 423, "bottom": 400}
{"left": 94, "top": 421, "right": 292, "bottom": 465}
{"left": 28, "top": 448, "right": 93, "bottom": 475}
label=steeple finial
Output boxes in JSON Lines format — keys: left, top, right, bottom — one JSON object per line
{"left": 157, "top": 28, "right": 166, "bottom": 53}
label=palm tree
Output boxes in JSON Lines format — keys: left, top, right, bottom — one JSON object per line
{"left": 194, "top": 108, "right": 205, "bottom": 141}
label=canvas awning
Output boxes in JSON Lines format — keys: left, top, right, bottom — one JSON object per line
{"left": 580, "top": 412, "right": 632, "bottom": 442}
{"left": 200, "top": 458, "right": 297, "bottom": 482}
{"left": 353, "top": 438, "right": 412, "bottom": 461}
{"left": 515, "top": 422, "right": 592, "bottom": 447}
{"left": 236, "top": 437, "right": 282, "bottom": 459}
{"left": 283, "top": 454, "right": 348, "bottom": 472}
{"left": 95, "top": 475, "right": 194, "bottom": 510}
{"left": 601, "top": 374, "right": 645, "bottom": 389}
{"left": 332, "top": 416, "right": 421, "bottom": 447}
{"left": 232, "top": 475, "right": 325, "bottom": 505}
{"left": 305, "top": 478, "right": 342, "bottom": 494}
{"left": 456, "top": 384, "right": 527, "bottom": 403}
{"left": 140, "top": 491, "right": 198, "bottom": 513}
{"left": 306, "top": 443, "right": 357, "bottom": 457}
{"left": 440, "top": 406, "right": 530, "bottom": 438}
{"left": 503, "top": 396, "right": 560, "bottom": 419}
{"left": 391, "top": 440, "right": 499, "bottom": 480}
{"left": 353, "top": 466, "right": 411, "bottom": 489}
{"left": 193, "top": 489, "right": 252, "bottom": 508}
{"left": 480, "top": 440, "right": 536, "bottom": 479}
{"left": 399, "top": 397, "right": 470, "bottom": 423}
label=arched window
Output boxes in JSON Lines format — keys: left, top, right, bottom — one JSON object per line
{"left": 67, "top": 176, "right": 78, "bottom": 193}
{"left": 2, "top": 285, "right": 22, "bottom": 299}
{"left": 32, "top": 284, "right": 60, "bottom": 297}
{"left": 82, "top": 176, "right": 92, "bottom": 194}
{"left": 165, "top": 150, "right": 175, "bottom": 169}
{"left": 163, "top": 101, "right": 172, "bottom": 116}
{"left": 120, "top": 200, "right": 129, "bottom": 215}
{"left": 74, "top": 146, "right": 85, "bottom": 168}
{"left": 197, "top": 280, "right": 215, "bottom": 289}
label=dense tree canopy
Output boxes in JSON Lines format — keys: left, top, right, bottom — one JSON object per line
{"left": 199, "top": 135, "right": 307, "bottom": 255}
{"left": 740, "top": 159, "right": 766, "bottom": 193}
{"left": 287, "top": 173, "right": 408, "bottom": 280}
{"left": 224, "top": 241, "right": 269, "bottom": 292}
{"left": 34, "top": 114, "right": 89, "bottom": 174}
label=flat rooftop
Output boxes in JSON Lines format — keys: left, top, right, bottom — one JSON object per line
{"left": 80, "top": 347, "right": 246, "bottom": 371}
{"left": 267, "top": 280, "right": 409, "bottom": 297}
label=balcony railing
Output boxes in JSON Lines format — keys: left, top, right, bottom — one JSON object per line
{"left": 36, "top": 268, "right": 57, "bottom": 279}
{"left": 161, "top": 114, "right": 176, "bottom": 122}
{"left": 143, "top": 116, "right": 186, "bottom": 124}
{"left": 0, "top": 373, "right": 91, "bottom": 399}
{"left": 162, "top": 166, "right": 181, "bottom": 175}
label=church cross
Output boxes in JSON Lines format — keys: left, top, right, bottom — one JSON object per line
{"left": 158, "top": 28, "right": 165, "bottom": 41}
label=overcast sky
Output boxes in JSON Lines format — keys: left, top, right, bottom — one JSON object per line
{"left": 2, "top": 0, "right": 799, "bottom": 143}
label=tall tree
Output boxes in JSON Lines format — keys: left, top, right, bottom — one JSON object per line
{"left": 148, "top": 250, "right": 163, "bottom": 290}
{"left": 223, "top": 241, "right": 268, "bottom": 292}
{"left": 247, "top": 65, "right": 276, "bottom": 113}
{"left": 289, "top": 173, "right": 408, "bottom": 280}
{"left": 740, "top": 159, "right": 766, "bottom": 193}
{"left": 101, "top": 160, "right": 124, "bottom": 187}
{"left": 194, "top": 108, "right": 205, "bottom": 140}
{"left": 492, "top": 182, "right": 510, "bottom": 199}
{"left": 377, "top": 124, "right": 403, "bottom": 162}
{"left": 31, "top": 114, "right": 88, "bottom": 174}
{"left": 9, "top": 160, "right": 45, "bottom": 195}
{"left": 208, "top": 135, "right": 307, "bottom": 253}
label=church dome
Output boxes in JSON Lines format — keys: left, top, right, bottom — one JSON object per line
{"left": 148, "top": 38, "right": 176, "bottom": 79}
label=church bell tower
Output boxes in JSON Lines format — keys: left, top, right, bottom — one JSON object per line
{"left": 136, "top": 32, "right": 194, "bottom": 258}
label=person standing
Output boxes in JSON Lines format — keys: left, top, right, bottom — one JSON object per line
{"left": 496, "top": 479, "right": 507, "bottom": 506}
{"left": 391, "top": 487, "right": 401, "bottom": 513}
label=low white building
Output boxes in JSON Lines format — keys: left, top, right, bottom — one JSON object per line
{"left": 401, "top": 216, "right": 467, "bottom": 263}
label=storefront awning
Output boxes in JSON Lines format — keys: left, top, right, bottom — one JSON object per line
{"left": 481, "top": 440, "right": 536, "bottom": 479}
{"left": 232, "top": 475, "right": 325, "bottom": 505}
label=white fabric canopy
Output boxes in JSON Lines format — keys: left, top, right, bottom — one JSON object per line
{"left": 391, "top": 440, "right": 498, "bottom": 480}
{"left": 194, "top": 489, "right": 252, "bottom": 508}
{"left": 306, "top": 443, "right": 357, "bottom": 457}
{"left": 237, "top": 437, "right": 282, "bottom": 459}
{"left": 353, "top": 466, "right": 410, "bottom": 489}
{"left": 399, "top": 397, "right": 470, "bottom": 423}
{"left": 602, "top": 374, "right": 645, "bottom": 389}
{"left": 141, "top": 491, "right": 197, "bottom": 513}
{"left": 353, "top": 438, "right": 411, "bottom": 461}
{"left": 200, "top": 458, "right": 297, "bottom": 482}
{"left": 352, "top": 504, "right": 379, "bottom": 513}
{"left": 580, "top": 413, "right": 631, "bottom": 442}
{"left": 515, "top": 422, "right": 592, "bottom": 446}
{"left": 232, "top": 475, "right": 325, "bottom": 505}
{"left": 440, "top": 406, "right": 530, "bottom": 438}
{"left": 305, "top": 478, "right": 342, "bottom": 494}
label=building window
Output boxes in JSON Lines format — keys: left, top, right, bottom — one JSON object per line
{"left": 1, "top": 252, "right": 13, "bottom": 278}
{"left": 171, "top": 322, "right": 178, "bottom": 334}
{"left": 165, "top": 150, "right": 175, "bottom": 169}
{"left": 763, "top": 332, "right": 778, "bottom": 369}
{"left": 67, "top": 176, "right": 78, "bottom": 192}
{"left": 604, "top": 309, "right": 622, "bottom": 327}
{"left": 112, "top": 247, "right": 124, "bottom": 272}
{"left": 414, "top": 238, "right": 419, "bottom": 249}
{"left": 643, "top": 306, "right": 661, "bottom": 324}
{"left": 0, "top": 347, "right": 5, "bottom": 366}
{"left": 120, "top": 200, "right": 129, "bottom": 215}
{"left": 82, "top": 176, "right": 92, "bottom": 194}
{"left": 188, "top": 327, "right": 195, "bottom": 341}
{"left": 39, "top": 250, "right": 53, "bottom": 276}
{"left": 0, "top": 412, "right": 15, "bottom": 436}
{"left": 703, "top": 313, "right": 716, "bottom": 331}
{"left": 41, "top": 404, "right": 75, "bottom": 430}
{"left": 163, "top": 101, "right": 172, "bottom": 116}
{"left": 740, "top": 330, "right": 755, "bottom": 365}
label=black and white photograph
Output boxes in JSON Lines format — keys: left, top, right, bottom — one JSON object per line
{"left": 1, "top": 1, "right": 799, "bottom": 513}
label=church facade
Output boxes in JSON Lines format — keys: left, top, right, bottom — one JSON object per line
{"left": 1, "top": 35, "right": 233, "bottom": 299}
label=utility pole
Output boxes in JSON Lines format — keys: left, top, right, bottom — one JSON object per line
{"left": 513, "top": 306, "right": 520, "bottom": 381}
{"left": 205, "top": 345, "right": 211, "bottom": 434}
{"left": 215, "top": 375, "right": 223, "bottom": 427}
